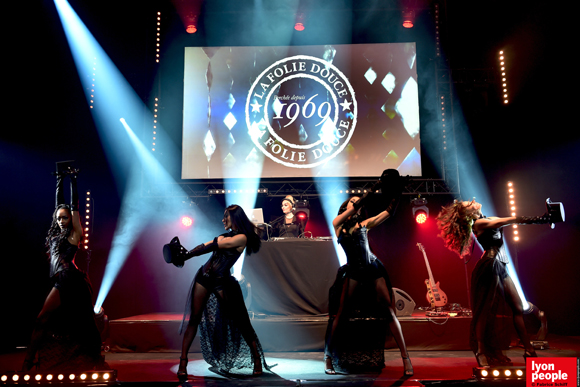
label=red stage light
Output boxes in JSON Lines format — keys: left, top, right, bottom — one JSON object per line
{"left": 402, "top": 10, "right": 415, "bottom": 28}
{"left": 181, "top": 216, "right": 193, "bottom": 227}
{"left": 186, "top": 24, "right": 197, "bottom": 34}
{"left": 296, "top": 212, "right": 307, "bottom": 220}
{"left": 415, "top": 212, "right": 427, "bottom": 224}
{"left": 294, "top": 22, "right": 305, "bottom": 31}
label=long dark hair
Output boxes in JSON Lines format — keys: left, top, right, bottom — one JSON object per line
{"left": 337, "top": 196, "right": 366, "bottom": 233}
{"left": 226, "top": 204, "right": 261, "bottom": 255}
{"left": 46, "top": 204, "right": 73, "bottom": 253}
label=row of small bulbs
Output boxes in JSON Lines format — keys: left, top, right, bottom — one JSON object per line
{"left": 2, "top": 371, "right": 113, "bottom": 383}
{"left": 508, "top": 181, "right": 519, "bottom": 241}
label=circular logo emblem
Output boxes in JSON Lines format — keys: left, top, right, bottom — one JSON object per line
{"left": 246, "top": 55, "right": 357, "bottom": 168}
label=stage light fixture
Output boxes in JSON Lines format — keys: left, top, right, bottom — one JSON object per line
{"left": 294, "top": 12, "right": 305, "bottom": 31}
{"left": 185, "top": 14, "right": 199, "bottom": 34}
{"left": 434, "top": 3, "right": 441, "bottom": 57}
{"left": 208, "top": 188, "right": 268, "bottom": 195}
{"left": 507, "top": 181, "right": 520, "bottom": 241}
{"left": 83, "top": 190, "right": 92, "bottom": 250}
{"left": 402, "top": 9, "right": 415, "bottom": 28}
{"left": 155, "top": 12, "right": 161, "bottom": 63}
{"left": 94, "top": 306, "right": 110, "bottom": 350}
{"left": 294, "top": 199, "right": 310, "bottom": 226}
{"left": 172, "top": 0, "right": 202, "bottom": 34}
{"left": 152, "top": 97, "right": 159, "bottom": 151}
{"left": 498, "top": 50, "right": 510, "bottom": 104}
{"left": 181, "top": 215, "right": 193, "bottom": 227}
{"left": 1, "top": 370, "right": 117, "bottom": 385}
{"left": 474, "top": 366, "right": 526, "bottom": 381}
{"left": 411, "top": 196, "right": 429, "bottom": 224}
{"left": 342, "top": 187, "right": 382, "bottom": 195}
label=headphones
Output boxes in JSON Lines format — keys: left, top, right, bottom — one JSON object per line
{"left": 282, "top": 197, "right": 295, "bottom": 211}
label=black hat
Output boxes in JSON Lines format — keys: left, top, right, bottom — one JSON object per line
{"left": 379, "top": 169, "right": 404, "bottom": 198}
{"left": 163, "top": 236, "right": 186, "bottom": 264}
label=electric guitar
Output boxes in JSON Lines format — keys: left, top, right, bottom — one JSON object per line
{"left": 417, "top": 243, "right": 448, "bottom": 308}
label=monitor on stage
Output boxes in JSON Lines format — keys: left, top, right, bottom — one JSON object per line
{"left": 182, "top": 43, "right": 421, "bottom": 179}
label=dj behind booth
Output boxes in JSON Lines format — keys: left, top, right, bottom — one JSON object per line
{"left": 243, "top": 199, "right": 338, "bottom": 317}
{"left": 266, "top": 196, "right": 309, "bottom": 239}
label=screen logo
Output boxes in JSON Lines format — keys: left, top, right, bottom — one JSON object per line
{"left": 246, "top": 55, "right": 357, "bottom": 168}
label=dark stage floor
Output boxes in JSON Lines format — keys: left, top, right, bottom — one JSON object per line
{"left": 1, "top": 335, "right": 579, "bottom": 386}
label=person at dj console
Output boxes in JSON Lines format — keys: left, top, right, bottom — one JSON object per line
{"left": 272, "top": 196, "right": 305, "bottom": 238}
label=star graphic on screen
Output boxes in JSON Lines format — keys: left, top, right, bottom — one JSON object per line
{"left": 251, "top": 101, "right": 263, "bottom": 113}
{"left": 339, "top": 99, "right": 352, "bottom": 111}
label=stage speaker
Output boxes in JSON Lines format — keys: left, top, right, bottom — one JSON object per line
{"left": 393, "top": 288, "right": 416, "bottom": 317}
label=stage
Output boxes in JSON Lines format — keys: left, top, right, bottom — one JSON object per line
{"left": 107, "top": 310, "right": 473, "bottom": 353}
{"left": 2, "top": 335, "right": 579, "bottom": 386}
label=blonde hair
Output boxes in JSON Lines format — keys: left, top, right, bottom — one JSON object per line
{"left": 436, "top": 200, "right": 479, "bottom": 258}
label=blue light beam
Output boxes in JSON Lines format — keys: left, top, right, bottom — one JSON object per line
{"left": 53, "top": 0, "right": 210, "bottom": 312}
{"left": 224, "top": 179, "right": 261, "bottom": 280}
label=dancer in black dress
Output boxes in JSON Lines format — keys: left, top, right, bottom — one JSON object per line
{"left": 437, "top": 199, "right": 546, "bottom": 366}
{"left": 324, "top": 171, "right": 413, "bottom": 376}
{"left": 22, "top": 169, "right": 104, "bottom": 371}
{"left": 165, "top": 204, "right": 268, "bottom": 381}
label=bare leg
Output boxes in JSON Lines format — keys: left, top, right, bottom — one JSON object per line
{"left": 23, "top": 287, "right": 61, "bottom": 371}
{"left": 375, "top": 278, "right": 413, "bottom": 376}
{"left": 325, "top": 277, "right": 358, "bottom": 374}
{"left": 178, "top": 282, "right": 210, "bottom": 380}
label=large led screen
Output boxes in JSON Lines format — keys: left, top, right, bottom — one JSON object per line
{"left": 182, "top": 43, "right": 421, "bottom": 179}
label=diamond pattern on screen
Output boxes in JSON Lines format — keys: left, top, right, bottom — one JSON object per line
{"left": 203, "top": 130, "right": 216, "bottom": 161}
{"left": 246, "top": 147, "right": 260, "bottom": 162}
{"left": 364, "top": 67, "right": 377, "bottom": 84}
{"left": 396, "top": 77, "right": 420, "bottom": 138}
{"left": 227, "top": 93, "right": 236, "bottom": 109}
{"left": 298, "top": 124, "right": 308, "bottom": 143}
{"left": 382, "top": 72, "right": 396, "bottom": 94}
{"left": 224, "top": 112, "right": 237, "bottom": 130}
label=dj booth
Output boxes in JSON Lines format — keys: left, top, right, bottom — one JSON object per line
{"left": 241, "top": 238, "right": 341, "bottom": 316}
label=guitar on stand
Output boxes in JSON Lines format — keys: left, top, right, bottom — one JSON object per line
{"left": 417, "top": 243, "right": 448, "bottom": 310}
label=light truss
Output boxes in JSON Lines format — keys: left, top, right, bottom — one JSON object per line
{"left": 141, "top": 178, "right": 457, "bottom": 199}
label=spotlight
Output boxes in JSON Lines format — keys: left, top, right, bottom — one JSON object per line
{"left": 172, "top": 0, "right": 201, "bottom": 34}
{"left": 186, "top": 19, "right": 198, "bottom": 34}
{"left": 402, "top": 9, "right": 415, "bottom": 28}
{"left": 294, "top": 200, "right": 310, "bottom": 228}
{"left": 181, "top": 215, "right": 193, "bottom": 227}
{"left": 94, "top": 306, "right": 110, "bottom": 350}
{"left": 411, "top": 196, "right": 429, "bottom": 224}
{"left": 294, "top": 12, "right": 305, "bottom": 31}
